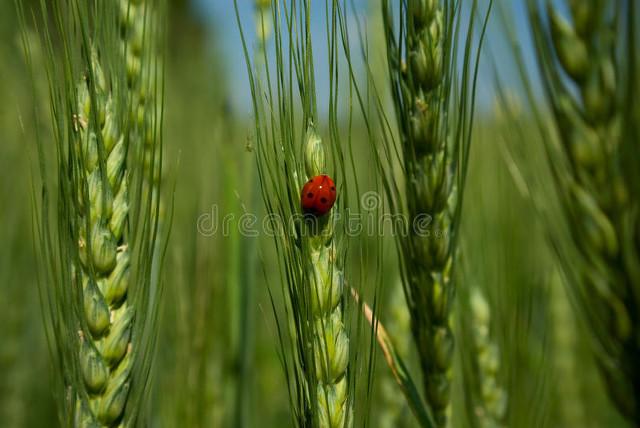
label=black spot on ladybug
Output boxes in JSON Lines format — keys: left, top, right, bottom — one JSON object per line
{"left": 308, "top": 179, "right": 313, "bottom": 183}
{"left": 307, "top": 192, "right": 314, "bottom": 198}
{"left": 320, "top": 197, "right": 328, "bottom": 204}
{"left": 331, "top": 186, "right": 336, "bottom": 191}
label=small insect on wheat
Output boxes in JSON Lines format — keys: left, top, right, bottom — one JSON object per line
{"left": 301, "top": 175, "right": 337, "bottom": 217}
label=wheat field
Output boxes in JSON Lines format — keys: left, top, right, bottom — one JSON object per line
{"left": 0, "top": 0, "right": 638, "bottom": 427}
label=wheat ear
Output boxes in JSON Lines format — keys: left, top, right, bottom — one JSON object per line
{"left": 527, "top": 1, "right": 640, "bottom": 422}
{"left": 468, "top": 287, "right": 507, "bottom": 428}
{"left": 379, "top": 0, "right": 491, "bottom": 423}
{"left": 235, "top": 1, "right": 359, "bottom": 424}
{"left": 383, "top": 1, "right": 455, "bottom": 424}
{"left": 118, "top": 0, "right": 162, "bottom": 216}
{"left": 72, "top": 51, "right": 133, "bottom": 426}
{"left": 21, "top": 0, "right": 165, "bottom": 424}
{"left": 302, "top": 127, "right": 351, "bottom": 428}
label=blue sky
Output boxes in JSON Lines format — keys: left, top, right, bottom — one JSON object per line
{"left": 191, "top": 1, "right": 538, "bottom": 115}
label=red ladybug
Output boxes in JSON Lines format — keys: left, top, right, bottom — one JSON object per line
{"left": 301, "top": 174, "right": 337, "bottom": 216}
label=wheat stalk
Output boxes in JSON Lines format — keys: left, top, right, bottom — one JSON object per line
{"left": 524, "top": 0, "right": 640, "bottom": 422}
{"left": 20, "top": 0, "right": 164, "bottom": 425}
{"left": 71, "top": 48, "right": 134, "bottom": 427}
{"left": 119, "top": 0, "right": 162, "bottom": 198}
{"left": 387, "top": 5, "right": 454, "bottom": 423}
{"left": 234, "top": 1, "right": 361, "bottom": 425}
{"left": 380, "top": 1, "right": 490, "bottom": 425}
{"left": 302, "top": 127, "right": 351, "bottom": 428}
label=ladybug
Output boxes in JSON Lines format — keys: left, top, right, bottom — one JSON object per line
{"left": 301, "top": 174, "right": 337, "bottom": 216}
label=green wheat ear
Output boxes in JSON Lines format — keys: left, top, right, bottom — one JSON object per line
{"left": 377, "top": 0, "right": 491, "bottom": 425}
{"left": 19, "top": 0, "right": 165, "bottom": 425}
{"left": 118, "top": 0, "right": 163, "bottom": 206}
{"left": 73, "top": 52, "right": 134, "bottom": 425}
{"left": 302, "top": 126, "right": 351, "bottom": 428}
{"left": 468, "top": 287, "right": 507, "bottom": 427}
{"left": 499, "top": 0, "right": 640, "bottom": 424}
{"left": 235, "top": 0, "right": 372, "bottom": 426}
